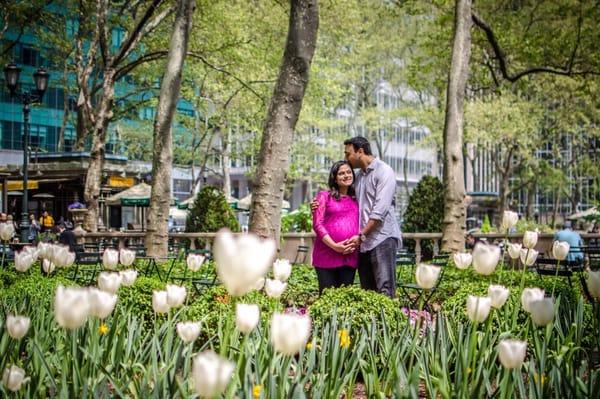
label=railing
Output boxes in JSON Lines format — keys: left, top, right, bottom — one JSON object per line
{"left": 75, "top": 231, "right": 600, "bottom": 264}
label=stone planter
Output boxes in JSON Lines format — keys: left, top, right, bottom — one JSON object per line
{"left": 68, "top": 208, "right": 88, "bottom": 243}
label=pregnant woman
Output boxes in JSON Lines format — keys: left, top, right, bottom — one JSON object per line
{"left": 312, "top": 160, "right": 359, "bottom": 293}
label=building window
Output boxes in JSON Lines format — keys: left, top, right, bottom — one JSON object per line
{"left": 173, "top": 178, "right": 191, "bottom": 193}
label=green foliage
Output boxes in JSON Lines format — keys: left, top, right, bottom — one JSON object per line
{"left": 281, "top": 264, "right": 319, "bottom": 307}
{"left": 118, "top": 276, "right": 166, "bottom": 326}
{"left": 0, "top": 270, "right": 72, "bottom": 307}
{"left": 280, "top": 204, "right": 312, "bottom": 233}
{"left": 185, "top": 186, "right": 239, "bottom": 233}
{"left": 480, "top": 214, "right": 492, "bottom": 233}
{"left": 309, "top": 286, "right": 407, "bottom": 332}
{"left": 402, "top": 175, "right": 444, "bottom": 258}
{"left": 515, "top": 218, "right": 554, "bottom": 233}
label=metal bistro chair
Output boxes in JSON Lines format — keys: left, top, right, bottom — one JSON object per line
{"left": 293, "top": 245, "right": 310, "bottom": 265}
{"left": 71, "top": 251, "right": 102, "bottom": 285}
{"left": 533, "top": 247, "right": 585, "bottom": 289}
{"left": 398, "top": 253, "right": 449, "bottom": 310}
{"left": 170, "top": 249, "right": 217, "bottom": 295}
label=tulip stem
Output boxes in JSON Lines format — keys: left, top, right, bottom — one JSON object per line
{"left": 551, "top": 259, "right": 561, "bottom": 298}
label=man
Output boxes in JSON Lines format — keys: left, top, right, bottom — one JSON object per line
{"left": 39, "top": 211, "right": 55, "bottom": 232}
{"left": 344, "top": 136, "right": 401, "bottom": 298}
{"left": 57, "top": 223, "right": 77, "bottom": 252}
{"left": 554, "top": 220, "right": 584, "bottom": 263}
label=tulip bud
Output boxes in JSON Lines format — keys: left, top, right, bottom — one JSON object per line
{"left": 273, "top": 259, "right": 292, "bottom": 282}
{"left": 88, "top": 288, "right": 117, "bottom": 319}
{"left": 166, "top": 284, "right": 187, "bottom": 308}
{"left": 265, "top": 278, "right": 287, "bottom": 299}
{"left": 488, "top": 285, "right": 510, "bottom": 309}
{"left": 52, "top": 245, "right": 70, "bottom": 267}
{"left": 37, "top": 242, "right": 51, "bottom": 259}
{"left": 0, "top": 222, "right": 15, "bottom": 241}
{"left": 191, "top": 350, "right": 234, "bottom": 398}
{"left": 14, "top": 252, "right": 34, "bottom": 272}
{"left": 6, "top": 315, "right": 30, "bottom": 339}
{"left": 119, "top": 249, "right": 136, "bottom": 266}
{"left": 270, "top": 312, "right": 312, "bottom": 356}
{"left": 588, "top": 270, "right": 600, "bottom": 299}
{"left": 2, "top": 365, "right": 25, "bottom": 392}
{"left": 236, "top": 303, "right": 260, "bottom": 334}
{"left": 213, "top": 229, "right": 276, "bottom": 296}
{"left": 497, "top": 339, "right": 527, "bottom": 369}
{"left": 253, "top": 277, "right": 266, "bottom": 291}
{"left": 520, "top": 287, "right": 545, "bottom": 312}
{"left": 177, "top": 321, "right": 201, "bottom": 343}
{"left": 472, "top": 243, "right": 501, "bottom": 276}
{"left": 453, "top": 253, "right": 472, "bottom": 270}
{"left": 152, "top": 290, "right": 170, "bottom": 314}
{"left": 523, "top": 231, "right": 538, "bottom": 249}
{"left": 519, "top": 248, "right": 539, "bottom": 266}
{"left": 466, "top": 295, "right": 492, "bottom": 323}
{"left": 98, "top": 272, "right": 123, "bottom": 294}
{"left": 42, "top": 258, "right": 55, "bottom": 274}
{"left": 415, "top": 264, "right": 441, "bottom": 289}
{"left": 501, "top": 211, "right": 519, "bottom": 232}
{"left": 551, "top": 241, "right": 570, "bottom": 261}
{"left": 54, "top": 285, "right": 90, "bottom": 329}
{"left": 119, "top": 269, "right": 138, "bottom": 286}
{"left": 186, "top": 253, "right": 205, "bottom": 272}
{"left": 102, "top": 248, "right": 119, "bottom": 270}
{"left": 529, "top": 298, "right": 555, "bottom": 326}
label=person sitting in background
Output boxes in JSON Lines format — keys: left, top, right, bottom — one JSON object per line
{"left": 27, "top": 213, "right": 41, "bottom": 243}
{"left": 554, "top": 221, "right": 584, "bottom": 263}
{"left": 465, "top": 233, "right": 480, "bottom": 250}
{"left": 6, "top": 214, "right": 19, "bottom": 237}
{"left": 39, "top": 211, "right": 55, "bottom": 232}
{"left": 57, "top": 223, "right": 76, "bottom": 252}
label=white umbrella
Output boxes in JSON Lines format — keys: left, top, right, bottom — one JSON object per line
{"left": 567, "top": 207, "right": 599, "bottom": 220}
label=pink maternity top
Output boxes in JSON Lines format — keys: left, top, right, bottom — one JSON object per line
{"left": 311, "top": 191, "right": 359, "bottom": 269}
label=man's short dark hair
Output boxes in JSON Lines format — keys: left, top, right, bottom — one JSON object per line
{"left": 343, "top": 136, "right": 372, "bottom": 155}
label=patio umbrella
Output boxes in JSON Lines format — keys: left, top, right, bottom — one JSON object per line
{"left": 567, "top": 207, "right": 599, "bottom": 220}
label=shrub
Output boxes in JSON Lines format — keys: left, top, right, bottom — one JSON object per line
{"left": 281, "top": 204, "right": 312, "bottom": 233}
{"left": 402, "top": 175, "right": 444, "bottom": 259}
{"left": 185, "top": 186, "right": 239, "bottom": 233}
{"left": 0, "top": 271, "right": 73, "bottom": 307}
{"left": 309, "top": 286, "right": 407, "bottom": 332}
{"left": 118, "top": 276, "right": 166, "bottom": 325}
{"left": 281, "top": 264, "right": 319, "bottom": 307}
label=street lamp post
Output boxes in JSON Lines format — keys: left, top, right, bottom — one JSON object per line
{"left": 3, "top": 62, "right": 49, "bottom": 243}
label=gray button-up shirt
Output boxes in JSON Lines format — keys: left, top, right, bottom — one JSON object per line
{"left": 355, "top": 158, "right": 401, "bottom": 252}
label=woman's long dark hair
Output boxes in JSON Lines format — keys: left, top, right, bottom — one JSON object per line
{"left": 328, "top": 160, "right": 356, "bottom": 200}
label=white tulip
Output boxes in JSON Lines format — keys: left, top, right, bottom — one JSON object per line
{"left": 521, "top": 288, "right": 545, "bottom": 312}
{"left": 552, "top": 241, "right": 570, "bottom": 261}
{"left": 14, "top": 252, "right": 34, "bottom": 272}
{"left": 253, "top": 277, "right": 266, "bottom": 291}
{"left": 186, "top": 253, "right": 206, "bottom": 272}
{"left": 119, "top": 269, "right": 138, "bottom": 286}
{"left": 52, "top": 245, "right": 70, "bottom": 267}
{"left": 0, "top": 222, "right": 15, "bottom": 241}
{"left": 453, "top": 253, "right": 472, "bottom": 270}
{"left": 97, "top": 272, "right": 122, "bottom": 294}
{"left": 119, "top": 249, "right": 136, "bottom": 266}
{"left": 37, "top": 242, "right": 51, "bottom": 259}
{"left": 22, "top": 245, "right": 39, "bottom": 262}
{"left": 488, "top": 285, "right": 510, "bottom": 309}
{"left": 42, "top": 259, "right": 55, "bottom": 274}
{"left": 236, "top": 303, "right": 260, "bottom": 334}
{"left": 213, "top": 229, "right": 276, "bottom": 296}
{"left": 472, "top": 243, "right": 501, "bottom": 276}
{"left": 265, "top": 278, "right": 287, "bottom": 299}
{"left": 63, "top": 251, "right": 76, "bottom": 268}
{"left": 2, "top": 365, "right": 25, "bottom": 392}
{"left": 270, "top": 312, "right": 312, "bottom": 356}
{"left": 523, "top": 231, "right": 538, "bottom": 249}
{"left": 88, "top": 288, "right": 117, "bottom": 319}
{"left": 102, "top": 249, "right": 119, "bottom": 270}
{"left": 152, "top": 290, "right": 170, "bottom": 314}
{"left": 415, "top": 263, "right": 441, "bottom": 289}
{"left": 497, "top": 339, "right": 527, "bottom": 369}
{"left": 273, "top": 259, "right": 292, "bottom": 282}
{"left": 519, "top": 248, "right": 539, "bottom": 266}
{"left": 466, "top": 295, "right": 492, "bottom": 323}
{"left": 190, "top": 350, "right": 234, "bottom": 398}
{"left": 588, "top": 270, "right": 600, "bottom": 299}
{"left": 529, "top": 298, "right": 555, "bottom": 326}
{"left": 166, "top": 284, "right": 187, "bottom": 308}
{"left": 507, "top": 243, "right": 522, "bottom": 259}
{"left": 176, "top": 321, "right": 201, "bottom": 343}
{"left": 501, "top": 211, "right": 519, "bottom": 232}
{"left": 6, "top": 315, "right": 30, "bottom": 339}
{"left": 54, "top": 285, "right": 90, "bottom": 329}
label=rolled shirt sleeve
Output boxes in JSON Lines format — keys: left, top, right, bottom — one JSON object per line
{"left": 368, "top": 166, "right": 397, "bottom": 221}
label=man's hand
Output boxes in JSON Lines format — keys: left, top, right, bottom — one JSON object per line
{"left": 341, "top": 236, "right": 360, "bottom": 254}
{"left": 310, "top": 198, "right": 319, "bottom": 212}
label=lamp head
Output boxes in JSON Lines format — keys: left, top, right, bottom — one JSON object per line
{"left": 3, "top": 62, "right": 21, "bottom": 95}
{"left": 33, "top": 67, "right": 49, "bottom": 98}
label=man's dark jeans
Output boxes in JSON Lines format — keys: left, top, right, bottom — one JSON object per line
{"left": 358, "top": 237, "right": 397, "bottom": 298}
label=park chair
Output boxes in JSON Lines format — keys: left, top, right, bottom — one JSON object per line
{"left": 70, "top": 251, "right": 102, "bottom": 285}
{"left": 585, "top": 245, "right": 600, "bottom": 270}
{"left": 533, "top": 251, "right": 584, "bottom": 289}
{"left": 397, "top": 253, "right": 449, "bottom": 310}
{"left": 169, "top": 248, "right": 217, "bottom": 295}
{"left": 293, "top": 245, "right": 310, "bottom": 265}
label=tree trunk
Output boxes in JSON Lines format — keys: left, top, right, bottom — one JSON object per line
{"left": 441, "top": 0, "right": 472, "bottom": 253}
{"left": 249, "top": 0, "right": 319, "bottom": 240}
{"left": 83, "top": 69, "right": 116, "bottom": 232}
{"left": 145, "top": 0, "right": 195, "bottom": 257}
{"left": 494, "top": 171, "right": 510, "bottom": 226}
{"left": 526, "top": 183, "right": 535, "bottom": 219}
{"left": 221, "top": 123, "right": 231, "bottom": 198}
{"left": 74, "top": 106, "right": 87, "bottom": 151}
